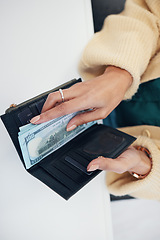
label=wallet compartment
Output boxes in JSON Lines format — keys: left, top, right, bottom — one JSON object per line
{"left": 1, "top": 78, "right": 136, "bottom": 200}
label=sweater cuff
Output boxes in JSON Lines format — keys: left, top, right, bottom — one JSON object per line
{"left": 106, "top": 136, "right": 160, "bottom": 200}
{"left": 79, "top": 6, "right": 158, "bottom": 99}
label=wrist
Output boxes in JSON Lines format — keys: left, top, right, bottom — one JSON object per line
{"left": 104, "top": 65, "right": 133, "bottom": 92}
{"left": 129, "top": 146, "right": 152, "bottom": 179}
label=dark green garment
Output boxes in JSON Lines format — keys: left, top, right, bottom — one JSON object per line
{"left": 115, "top": 77, "right": 160, "bottom": 127}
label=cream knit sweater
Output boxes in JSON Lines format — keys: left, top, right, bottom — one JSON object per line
{"left": 79, "top": 0, "right": 160, "bottom": 200}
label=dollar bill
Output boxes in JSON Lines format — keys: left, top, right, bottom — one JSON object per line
{"left": 18, "top": 112, "right": 96, "bottom": 169}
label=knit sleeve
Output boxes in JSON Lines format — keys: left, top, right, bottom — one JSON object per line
{"left": 106, "top": 136, "right": 160, "bottom": 201}
{"left": 79, "top": 0, "right": 159, "bottom": 99}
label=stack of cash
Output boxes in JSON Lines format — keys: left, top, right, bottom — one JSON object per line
{"left": 18, "top": 112, "right": 96, "bottom": 169}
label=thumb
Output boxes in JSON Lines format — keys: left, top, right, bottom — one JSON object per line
{"left": 66, "top": 108, "right": 105, "bottom": 131}
{"left": 87, "top": 156, "right": 127, "bottom": 174}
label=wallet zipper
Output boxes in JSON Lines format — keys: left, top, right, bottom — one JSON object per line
{"left": 5, "top": 103, "right": 17, "bottom": 113}
{"left": 5, "top": 78, "right": 80, "bottom": 114}
{"left": 9, "top": 104, "right": 17, "bottom": 108}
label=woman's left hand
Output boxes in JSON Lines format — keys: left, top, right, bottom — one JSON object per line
{"left": 87, "top": 146, "right": 152, "bottom": 176}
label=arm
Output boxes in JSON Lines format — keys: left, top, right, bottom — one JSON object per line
{"left": 31, "top": 0, "right": 159, "bottom": 127}
{"left": 79, "top": 0, "right": 160, "bottom": 99}
{"left": 30, "top": 66, "right": 132, "bottom": 128}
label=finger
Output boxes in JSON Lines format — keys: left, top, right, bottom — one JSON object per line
{"left": 41, "top": 83, "right": 84, "bottom": 113}
{"left": 66, "top": 108, "right": 108, "bottom": 131}
{"left": 41, "top": 88, "right": 73, "bottom": 113}
{"left": 41, "top": 91, "right": 62, "bottom": 113}
{"left": 31, "top": 96, "right": 91, "bottom": 124}
{"left": 87, "top": 157, "right": 127, "bottom": 174}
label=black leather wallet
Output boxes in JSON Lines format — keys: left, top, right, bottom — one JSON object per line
{"left": 1, "top": 78, "right": 136, "bottom": 200}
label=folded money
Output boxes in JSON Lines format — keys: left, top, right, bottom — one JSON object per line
{"left": 18, "top": 111, "right": 96, "bottom": 169}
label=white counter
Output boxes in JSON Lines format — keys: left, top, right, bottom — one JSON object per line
{"left": 0, "top": 1, "right": 113, "bottom": 239}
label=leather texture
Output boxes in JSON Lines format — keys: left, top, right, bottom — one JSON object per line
{"left": 1, "top": 79, "right": 135, "bottom": 200}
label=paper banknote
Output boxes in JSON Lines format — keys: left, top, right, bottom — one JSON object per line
{"left": 18, "top": 112, "right": 96, "bottom": 169}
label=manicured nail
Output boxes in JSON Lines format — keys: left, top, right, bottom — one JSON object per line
{"left": 30, "top": 115, "right": 40, "bottom": 124}
{"left": 67, "top": 124, "right": 77, "bottom": 131}
{"left": 87, "top": 164, "right": 99, "bottom": 172}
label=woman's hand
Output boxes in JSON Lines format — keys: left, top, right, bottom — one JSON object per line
{"left": 30, "top": 66, "right": 132, "bottom": 130}
{"left": 87, "top": 146, "right": 152, "bottom": 177}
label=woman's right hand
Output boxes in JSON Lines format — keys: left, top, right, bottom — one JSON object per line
{"left": 30, "top": 66, "right": 132, "bottom": 131}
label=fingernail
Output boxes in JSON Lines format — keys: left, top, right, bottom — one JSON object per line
{"left": 87, "top": 164, "right": 99, "bottom": 172}
{"left": 30, "top": 115, "right": 40, "bottom": 124}
{"left": 67, "top": 124, "right": 77, "bottom": 131}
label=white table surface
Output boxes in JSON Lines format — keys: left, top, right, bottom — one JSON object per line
{"left": 0, "top": 1, "right": 113, "bottom": 239}
{"left": 111, "top": 198, "right": 160, "bottom": 240}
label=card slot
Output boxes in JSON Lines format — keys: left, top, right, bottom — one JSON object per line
{"left": 72, "top": 149, "right": 93, "bottom": 162}
{"left": 40, "top": 164, "right": 78, "bottom": 191}
{"left": 55, "top": 160, "right": 89, "bottom": 184}
{"left": 29, "top": 103, "right": 39, "bottom": 116}
{"left": 62, "top": 158, "right": 88, "bottom": 176}
{"left": 53, "top": 165, "right": 81, "bottom": 189}
{"left": 80, "top": 126, "right": 126, "bottom": 157}
{"left": 18, "top": 107, "right": 34, "bottom": 125}
{"left": 68, "top": 151, "right": 91, "bottom": 167}
{"left": 65, "top": 156, "right": 92, "bottom": 176}
{"left": 35, "top": 98, "right": 46, "bottom": 113}
{"left": 29, "top": 166, "right": 71, "bottom": 198}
